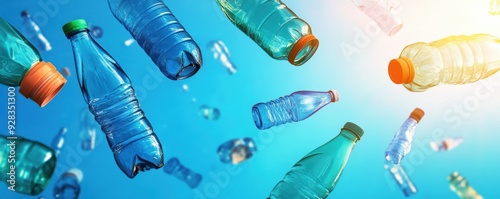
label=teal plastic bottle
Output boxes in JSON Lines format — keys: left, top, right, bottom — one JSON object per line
{"left": 268, "top": 122, "right": 364, "bottom": 198}
{"left": 0, "top": 135, "right": 57, "bottom": 195}
{"left": 214, "top": 0, "right": 319, "bottom": 66}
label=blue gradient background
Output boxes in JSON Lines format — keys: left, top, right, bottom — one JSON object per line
{"left": 1, "top": 0, "right": 500, "bottom": 198}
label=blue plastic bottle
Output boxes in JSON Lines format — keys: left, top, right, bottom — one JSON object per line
{"left": 252, "top": 90, "right": 339, "bottom": 130}
{"left": 63, "top": 19, "right": 164, "bottom": 178}
{"left": 217, "top": 137, "right": 257, "bottom": 164}
{"left": 164, "top": 157, "right": 202, "bottom": 189}
{"left": 385, "top": 108, "right": 424, "bottom": 164}
{"left": 107, "top": 0, "right": 202, "bottom": 80}
{"left": 53, "top": 168, "right": 83, "bottom": 199}
{"left": 20, "top": 10, "right": 52, "bottom": 51}
{"left": 384, "top": 162, "right": 417, "bottom": 197}
{"left": 51, "top": 127, "right": 68, "bottom": 157}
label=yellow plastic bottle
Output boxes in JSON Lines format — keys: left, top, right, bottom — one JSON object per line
{"left": 388, "top": 34, "right": 500, "bottom": 92}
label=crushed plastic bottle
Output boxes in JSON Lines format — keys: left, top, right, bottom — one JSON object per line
{"left": 20, "top": 10, "right": 52, "bottom": 51}
{"left": 53, "top": 168, "right": 83, "bottom": 199}
{"left": 448, "top": 172, "right": 483, "bottom": 199}
{"left": 384, "top": 162, "right": 417, "bottom": 197}
{"left": 208, "top": 40, "right": 237, "bottom": 74}
{"left": 51, "top": 127, "right": 68, "bottom": 157}
{"left": 199, "top": 105, "right": 220, "bottom": 120}
{"left": 430, "top": 137, "right": 464, "bottom": 152}
{"left": 164, "top": 157, "right": 202, "bottom": 189}
{"left": 351, "top": 0, "right": 403, "bottom": 36}
{"left": 217, "top": 137, "right": 257, "bottom": 164}
{"left": 385, "top": 108, "right": 424, "bottom": 164}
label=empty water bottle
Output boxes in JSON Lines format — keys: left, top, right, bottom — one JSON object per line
{"left": 448, "top": 172, "right": 483, "bottom": 199}
{"left": 490, "top": 0, "right": 500, "bottom": 15}
{"left": 430, "top": 137, "right": 464, "bottom": 152}
{"left": 252, "top": 90, "right": 339, "bottom": 130}
{"left": 107, "top": 0, "right": 202, "bottom": 80}
{"left": 20, "top": 10, "right": 52, "bottom": 51}
{"left": 0, "top": 17, "right": 66, "bottom": 107}
{"left": 214, "top": 0, "right": 319, "bottom": 66}
{"left": 217, "top": 137, "right": 257, "bottom": 164}
{"left": 199, "top": 105, "right": 221, "bottom": 120}
{"left": 51, "top": 127, "right": 68, "bottom": 157}
{"left": 63, "top": 19, "right": 164, "bottom": 178}
{"left": 79, "top": 108, "right": 98, "bottom": 151}
{"left": 164, "top": 157, "right": 202, "bottom": 189}
{"left": 351, "top": 0, "right": 403, "bottom": 36}
{"left": 0, "top": 135, "right": 56, "bottom": 195}
{"left": 385, "top": 108, "right": 424, "bottom": 165}
{"left": 53, "top": 168, "right": 83, "bottom": 199}
{"left": 268, "top": 122, "right": 364, "bottom": 198}
{"left": 384, "top": 162, "right": 417, "bottom": 197}
{"left": 388, "top": 34, "right": 500, "bottom": 92}
{"left": 208, "top": 40, "right": 237, "bottom": 74}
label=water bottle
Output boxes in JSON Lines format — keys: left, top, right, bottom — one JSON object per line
{"left": 107, "top": 0, "right": 202, "bottom": 80}
{"left": 388, "top": 34, "right": 500, "bottom": 92}
{"left": 63, "top": 19, "right": 164, "bottom": 178}
{"left": 384, "top": 162, "right": 417, "bottom": 197}
{"left": 51, "top": 127, "right": 68, "bottom": 157}
{"left": 252, "top": 90, "right": 339, "bottom": 130}
{"left": 217, "top": 137, "right": 257, "bottom": 164}
{"left": 448, "top": 172, "right": 483, "bottom": 199}
{"left": 385, "top": 108, "right": 424, "bottom": 165}
{"left": 199, "top": 105, "right": 221, "bottom": 120}
{"left": 351, "top": 0, "right": 402, "bottom": 36}
{"left": 430, "top": 137, "right": 464, "bottom": 152}
{"left": 490, "top": 0, "right": 500, "bottom": 15}
{"left": 20, "top": 10, "right": 52, "bottom": 51}
{"left": 268, "top": 122, "right": 364, "bottom": 199}
{"left": 0, "top": 17, "right": 66, "bottom": 107}
{"left": 207, "top": 40, "right": 237, "bottom": 74}
{"left": 53, "top": 168, "right": 83, "bottom": 199}
{"left": 214, "top": 0, "right": 319, "bottom": 66}
{"left": 79, "top": 108, "right": 98, "bottom": 151}
{"left": 164, "top": 157, "right": 202, "bottom": 189}
{"left": 0, "top": 135, "right": 56, "bottom": 195}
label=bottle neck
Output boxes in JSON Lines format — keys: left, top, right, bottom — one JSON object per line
{"left": 338, "top": 130, "right": 360, "bottom": 143}
{"left": 68, "top": 29, "right": 91, "bottom": 42}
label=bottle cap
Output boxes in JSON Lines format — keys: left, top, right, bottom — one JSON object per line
{"left": 388, "top": 57, "right": 415, "bottom": 84}
{"left": 20, "top": 10, "right": 29, "bottom": 17}
{"left": 409, "top": 108, "right": 425, "bottom": 123}
{"left": 288, "top": 34, "right": 319, "bottom": 66}
{"left": 67, "top": 168, "right": 84, "bottom": 183}
{"left": 63, "top": 19, "right": 88, "bottom": 37}
{"left": 342, "top": 122, "right": 364, "bottom": 140}
{"left": 329, "top": 90, "right": 340, "bottom": 102}
{"left": 19, "top": 61, "right": 67, "bottom": 107}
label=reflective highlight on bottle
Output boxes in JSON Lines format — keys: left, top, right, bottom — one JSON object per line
{"left": 208, "top": 40, "right": 237, "bottom": 74}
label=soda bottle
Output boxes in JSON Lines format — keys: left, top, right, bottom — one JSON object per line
{"left": 207, "top": 40, "right": 237, "bottom": 74}
{"left": 490, "top": 0, "right": 500, "bottom": 15}
{"left": 107, "top": 0, "right": 202, "bottom": 80}
{"left": 268, "top": 122, "right": 364, "bottom": 198}
{"left": 20, "top": 10, "right": 52, "bottom": 51}
{"left": 63, "top": 19, "right": 164, "bottom": 178}
{"left": 384, "top": 162, "right": 417, "bottom": 197}
{"left": 164, "top": 157, "right": 202, "bottom": 189}
{"left": 0, "top": 17, "right": 66, "bottom": 107}
{"left": 0, "top": 135, "right": 56, "bottom": 195}
{"left": 217, "top": 137, "right": 257, "bottom": 164}
{"left": 214, "top": 0, "right": 319, "bottom": 66}
{"left": 448, "top": 172, "right": 483, "bottom": 199}
{"left": 51, "top": 127, "right": 68, "bottom": 157}
{"left": 388, "top": 34, "right": 500, "bottom": 92}
{"left": 385, "top": 108, "right": 424, "bottom": 164}
{"left": 53, "top": 168, "right": 83, "bottom": 199}
{"left": 430, "top": 137, "right": 464, "bottom": 152}
{"left": 252, "top": 90, "right": 339, "bottom": 130}
{"left": 351, "top": 0, "right": 403, "bottom": 36}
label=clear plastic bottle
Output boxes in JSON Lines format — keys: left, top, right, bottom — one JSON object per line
{"left": 63, "top": 19, "right": 164, "bottom": 178}
{"left": 268, "top": 122, "right": 364, "bottom": 199}
{"left": 107, "top": 0, "right": 202, "bottom": 80}
{"left": 430, "top": 137, "right": 464, "bottom": 152}
{"left": 207, "top": 40, "right": 237, "bottom": 74}
{"left": 388, "top": 34, "right": 500, "bottom": 92}
{"left": 0, "top": 136, "right": 57, "bottom": 195}
{"left": 214, "top": 0, "right": 319, "bottom": 66}
{"left": 384, "top": 162, "right": 417, "bottom": 197}
{"left": 53, "top": 168, "right": 83, "bottom": 199}
{"left": 448, "top": 172, "right": 483, "bottom": 199}
{"left": 20, "top": 10, "right": 52, "bottom": 51}
{"left": 51, "top": 127, "right": 68, "bottom": 157}
{"left": 0, "top": 17, "right": 66, "bottom": 107}
{"left": 385, "top": 108, "right": 424, "bottom": 165}
{"left": 252, "top": 90, "right": 339, "bottom": 130}
{"left": 351, "top": 0, "right": 402, "bottom": 36}
{"left": 490, "top": 0, "right": 500, "bottom": 15}
{"left": 164, "top": 157, "right": 202, "bottom": 189}
{"left": 217, "top": 137, "right": 257, "bottom": 164}
{"left": 79, "top": 107, "right": 98, "bottom": 151}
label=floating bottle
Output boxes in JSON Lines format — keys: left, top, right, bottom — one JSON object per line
{"left": 63, "top": 19, "right": 164, "bottom": 178}
{"left": 252, "top": 90, "right": 339, "bottom": 130}
{"left": 430, "top": 137, "right": 464, "bottom": 152}
{"left": 351, "top": 0, "right": 403, "bottom": 36}
{"left": 0, "top": 17, "right": 66, "bottom": 107}
{"left": 384, "top": 162, "right": 417, "bottom": 197}
{"left": 53, "top": 168, "right": 83, "bottom": 199}
{"left": 79, "top": 108, "right": 98, "bottom": 151}
{"left": 164, "top": 157, "right": 202, "bottom": 189}
{"left": 107, "top": 0, "right": 202, "bottom": 80}
{"left": 214, "top": 0, "right": 319, "bottom": 66}
{"left": 0, "top": 135, "right": 56, "bottom": 195}
{"left": 268, "top": 122, "right": 364, "bottom": 198}
{"left": 208, "top": 40, "right": 237, "bottom": 74}
{"left": 388, "top": 34, "right": 500, "bottom": 92}
{"left": 217, "top": 137, "right": 257, "bottom": 164}
{"left": 490, "top": 0, "right": 500, "bottom": 15}
{"left": 199, "top": 105, "right": 221, "bottom": 120}
{"left": 20, "top": 10, "right": 52, "bottom": 51}
{"left": 51, "top": 127, "right": 68, "bottom": 157}
{"left": 385, "top": 108, "right": 424, "bottom": 165}
{"left": 448, "top": 172, "right": 483, "bottom": 199}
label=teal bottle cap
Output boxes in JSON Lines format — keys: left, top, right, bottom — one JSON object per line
{"left": 63, "top": 19, "right": 88, "bottom": 37}
{"left": 342, "top": 122, "right": 364, "bottom": 140}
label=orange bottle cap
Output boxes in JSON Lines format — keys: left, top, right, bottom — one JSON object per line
{"left": 409, "top": 108, "right": 425, "bottom": 123}
{"left": 288, "top": 34, "right": 319, "bottom": 66}
{"left": 388, "top": 57, "right": 415, "bottom": 84}
{"left": 19, "top": 61, "right": 67, "bottom": 107}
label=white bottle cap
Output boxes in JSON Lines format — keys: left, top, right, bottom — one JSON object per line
{"left": 330, "top": 90, "right": 340, "bottom": 102}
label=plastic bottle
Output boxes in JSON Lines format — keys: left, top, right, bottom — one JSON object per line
{"left": 0, "top": 17, "right": 66, "bottom": 107}
{"left": 199, "top": 105, "right": 221, "bottom": 120}
{"left": 384, "top": 162, "right": 417, "bottom": 197}
{"left": 107, "top": 0, "right": 202, "bottom": 80}
{"left": 79, "top": 108, "right": 98, "bottom": 151}
{"left": 51, "top": 127, "right": 68, "bottom": 157}
{"left": 252, "top": 90, "right": 339, "bottom": 130}
{"left": 0, "top": 135, "right": 56, "bottom": 195}
{"left": 164, "top": 157, "right": 202, "bottom": 189}
{"left": 214, "top": 0, "right": 319, "bottom": 66}
{"left": 490, "top": 0, "right": 500, "bottom": 15}
{"left": 217, "top": 137, "right": 257, "bottom": 164}
{"left": 53, "top": 168, "right": 83, "bottom": 199}
{"left": 351, "top": 0, "right": 403, "bottom": 36}
{"left": 89, "top": 24, "right": 103, "bottom": 39}
{"left": 385, "top": 108, "right": 424, "bottom": 165}
{"left": 430, "top": 137, "right": 464, "bottom": 152}
{"left": 207, "top": 40, "right": 237, "bottom": 74}
{"left": 63, "top": 19, "right": 164, "bottom": 178}
{"left": 20, "top": 10, "right": 52, "bottom": 51}
{"left": 388, "top": 34, "right": 500, "bottom": 92}
{"left": 268, "top": 122, "right": 364, "bottom": 199}
{"left": 448, "top": 172, "right": 483, "bottom": 199}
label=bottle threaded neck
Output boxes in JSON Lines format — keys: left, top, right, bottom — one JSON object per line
{"left": 19, "top": 61, "right": 67, "bottom": 107}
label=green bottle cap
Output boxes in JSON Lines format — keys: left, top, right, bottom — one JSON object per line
{"left": 342, "top": 122, "right": 364, "bottom": 140}
{"left": 62, "top": 19, "right": 88, "bottom": 37}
